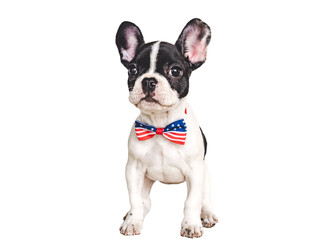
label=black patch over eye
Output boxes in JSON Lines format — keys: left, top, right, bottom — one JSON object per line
{"left": 169, "top": 66, "right": 182, "bottom": 77}
{"left": 128, "top": 65, "right": 138, "bottom": 76}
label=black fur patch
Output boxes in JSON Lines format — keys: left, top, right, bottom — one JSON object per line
{"left": 199, "top": 127, "right": 207, "bottom": 159}
{"left": 156, "top": 42, "right": 192, "bottom": 99}
{"left": 126, "top": 42, "right": 154, "bottom": 91}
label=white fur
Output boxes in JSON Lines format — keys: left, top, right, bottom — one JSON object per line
{"left": 148, "top": 41, "right": 160, "bottom": 73}
{"left": 129, "top": 72, "right": 179, "bottom": 112}
{"left": 120, "top": 98, "right": 217, "bottom": 237}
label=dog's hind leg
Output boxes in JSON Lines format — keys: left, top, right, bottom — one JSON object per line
{"left": 201, "top": 163, "right": 218, "bottom": 228}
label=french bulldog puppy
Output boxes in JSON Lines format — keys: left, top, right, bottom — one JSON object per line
{"left": 116, "top": 18, "right": 218, "bottom": 238}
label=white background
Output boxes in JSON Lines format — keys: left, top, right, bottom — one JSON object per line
{"left": 1, "top": 0, "right": 320, "bottom": 239}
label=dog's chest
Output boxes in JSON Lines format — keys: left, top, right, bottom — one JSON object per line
{"left": 130, "top": 135, "right": 188, "bottom": 184}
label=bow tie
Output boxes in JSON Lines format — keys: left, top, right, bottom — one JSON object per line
{"left": 135, "top": 119, "right": 187, "bottom": 145}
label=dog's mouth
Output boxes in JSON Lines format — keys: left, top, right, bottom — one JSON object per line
{"left": 141, "top": 95, "right": 158, "bottom": 103}
{"left": 136, "top": 95, "right": 175, "bottom": 109}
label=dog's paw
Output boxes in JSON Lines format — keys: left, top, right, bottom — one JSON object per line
{"left": 120, "top": 213, "right": 143, "bottom": 236}
{"left": 180, "top": 219, "right": 203, "bottom": 238}
{"left": 200, "top": 211, "right": 218, "bottom": 228}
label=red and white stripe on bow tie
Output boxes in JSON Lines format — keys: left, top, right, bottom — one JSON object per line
{"left": 135, "top": 127, "right": 156, "bottom": 141}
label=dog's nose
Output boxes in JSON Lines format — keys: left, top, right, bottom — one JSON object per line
{"left": 142, "top": 78, "right": 158, "bottom": 93}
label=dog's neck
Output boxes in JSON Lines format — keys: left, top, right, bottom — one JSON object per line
{"left": 138, "top": 98, "right": 187, "bottom": 128}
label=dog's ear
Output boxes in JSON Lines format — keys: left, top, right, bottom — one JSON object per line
{"left": 116, "top": 21, "right": 144, "bottom": 68}
{"left": 175, "top": 18, "right": 211, "bottom": 70}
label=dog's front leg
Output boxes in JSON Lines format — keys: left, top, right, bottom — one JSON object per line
{"left": 120, "top": 159, "right": 145, "bottom": 236}
{"left": 181, "top": 162, "right": 205, "bottom": 238}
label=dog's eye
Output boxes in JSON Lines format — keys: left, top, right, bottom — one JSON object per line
{"left": 169, "top": 66, "right": 182, "bottom": 77}
{"left": 128, "top": 65, "right": 138, "bottom": 76}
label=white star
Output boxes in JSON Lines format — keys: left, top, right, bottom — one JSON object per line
{"left": 171, "top": 124, "right": 174, "bottom": 127}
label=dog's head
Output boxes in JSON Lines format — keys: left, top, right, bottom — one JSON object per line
{"left": 116, "top": 18, "right": 211, "bottom": 113}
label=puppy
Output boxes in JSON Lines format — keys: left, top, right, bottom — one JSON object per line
{"left": 116, "top": 18, "right": 218, "bottom": 238}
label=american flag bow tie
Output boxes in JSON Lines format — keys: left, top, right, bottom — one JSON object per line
{"left": 135, "top": 119, "right": 187, "bottom": 145}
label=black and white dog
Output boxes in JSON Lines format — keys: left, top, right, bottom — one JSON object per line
{"left": 116, "top": 18, "right": 218, "bottom": 238}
